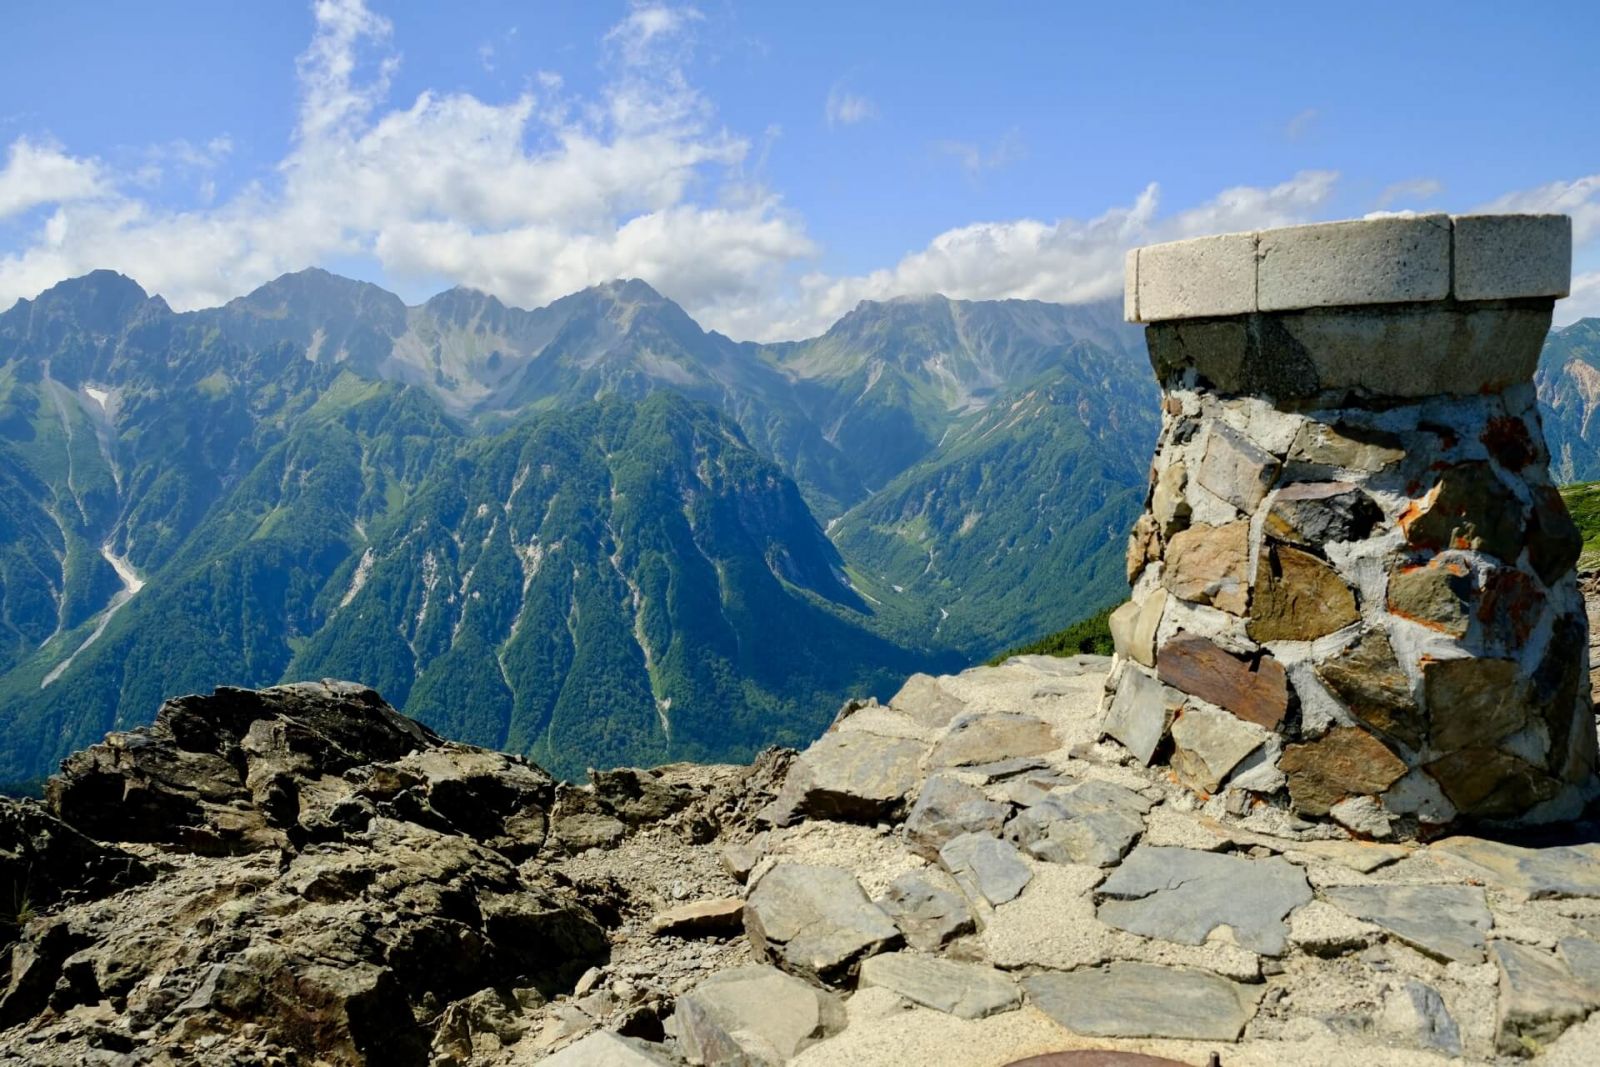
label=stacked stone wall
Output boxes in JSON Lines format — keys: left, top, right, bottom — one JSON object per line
{"left": 1101, "top": 214, "right": 1600, "bottom": 836}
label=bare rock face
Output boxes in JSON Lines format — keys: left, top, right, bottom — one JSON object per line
{"left": 0, "top": 681, "right": 609, "bottom": 1066}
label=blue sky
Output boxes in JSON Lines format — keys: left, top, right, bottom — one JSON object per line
{"left": 2, "top": 0, "right": 1597, "bottom": 339}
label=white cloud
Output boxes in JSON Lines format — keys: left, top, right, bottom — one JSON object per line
{"left": 0, "top": 0, "right": 811, "bottom": 325}
{"left": 746, "top": 170, "right": 1339, "bottom": 341}
{"left": 1375, "top": 178, "right": 1443, "bottom": 210}
{"left": 825, "top": 82, "right": 875, "bottom": 127}
{"left": 0, "top": 138, "right": 110, "bottom": 220}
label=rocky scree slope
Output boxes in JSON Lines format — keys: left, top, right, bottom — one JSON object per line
{"left": 6, "top": 661, "right": 1600, "bottom": 1065}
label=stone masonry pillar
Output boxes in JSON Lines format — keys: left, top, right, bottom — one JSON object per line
{"left": 1101, "top": 213, "right": 1598, "bottom": 837}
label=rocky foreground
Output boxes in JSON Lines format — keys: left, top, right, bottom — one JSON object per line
{"left": 2, "top": 662, "right": 1600, "bottom": 1065}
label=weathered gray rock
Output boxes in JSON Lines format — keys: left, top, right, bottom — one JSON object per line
{"left": 672, "top": 965, "right": 845, "bottom": 1066}
{"left": 1170, "top": 703, "right": 1268, "bottom": 794}
{"left": 543, "top": 1031, "right": 673, "bottom": 1066}
{"left": 927, "top": 713, "right": 1057, "bottom": 769}
{"left": 1321, "top": 885, "right": 1491, "bottom": 963}
{"left": 744, "top": 864, "right": 901, "bottom": 984}
{"left": 1453, "top": 213, "right": 1572, "bottom": 300}
{"left": 763, "top": 732, "right": 925, "bottom": 826}
{"left": 553, "top": 813, "right": 627, "bottom": 852}
{"left": 877, "top": 872, "right": 975, "bottom": 952}
{"left": 1133, "top": 231, "right": 1258, "bottom": 321}
{"left": 1256, "top": 214, "right": 1451, "bottom": 311}
{"left": 1198, "top": 422, "right": 1282, "bottom": 513}
{"left": 1096, "top": 845, "right": 1312, "bottom": 956}
{"left": 1433, "top": 837, "right": 1600, "bottom": 900}
{"left": 1492, "top": 940, "right": 1600, "bottom": 1055}
{"left": 1378, "top": 979, "right": 1462, "bottom": 1057}
{"left": 888, "top": 674, "right": 969, "bottom": 730}
{"left": 1100, "top": 666, "right": 1181, "bottom": 765}
{"left": 1265, "top": 481, "right": 1381, "bottom": 546}
{"left": 938, "top": 832, "right": 1032, "bottom": 907}
{"left": 859, "top": 952, "right": 1021, "bottom": 1019}
{"left": 1023, "top": 963, "right": 1260, "bottom": 1041}
{"left": 902, "top": 774, "right": 1010, "bottom": 860}
{"left": 1559, "top": 937, "right": 1600, "bottom": 996}
{"left": 1315, "top": 630, "right": 1425, "bottom": 751}
{"left": 1005, "top": 780, "right": 1152, "bottom": 867}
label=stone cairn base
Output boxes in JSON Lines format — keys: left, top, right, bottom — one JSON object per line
{"left": 1102, "top": 214, "right": 1600, "bottom": 837}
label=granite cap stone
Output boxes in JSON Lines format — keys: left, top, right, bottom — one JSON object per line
{"left": 1125, "top": 213, "right": 1572, "bottom": 322}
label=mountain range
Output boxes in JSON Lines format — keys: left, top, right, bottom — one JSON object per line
{"left": 2, "top": 269, "right": 1596, "bottom": 787}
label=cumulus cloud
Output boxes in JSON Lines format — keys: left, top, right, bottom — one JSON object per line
{"left": 825, "top": 82, "right": 875, "bottom": 127}
{"left": 0, "top": 0, "right": 811, "bottom": 326}
{"left": 745, "top": 170, "right": 1339, "bottom": 341}
{"left": 0, "top": 138, "right": 111, "bottom": 220}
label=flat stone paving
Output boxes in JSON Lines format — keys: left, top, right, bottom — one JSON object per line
{"left": 557, "top": 657, "right": 1600, "bottom": 1065}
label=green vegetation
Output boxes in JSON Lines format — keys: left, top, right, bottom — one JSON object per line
{"left": 1559, "top": 479, "right": 1600, "bottom": 569}
{"left": 985, "top": 604, "right": 1118, "bottom": 666}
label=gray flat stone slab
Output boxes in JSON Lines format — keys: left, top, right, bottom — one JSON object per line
{"left": 1100, "top": 663, "right": 1178, "bottom": 766}
{"left": 1492, "top": 940, "right": 1600, "bottom": 1055}
{"left": 903, "top": 773, "right": 1010, "bottom": 860}
{"left": 763, "top": 731, "right": 926, "bottom": 825}
{"left": 888, "top": 673, "right": 969, "bottom": 729}
{"left": 1124, "top": 213, "right": 1571, "bottom": 322}
{"left": 877, "top": 871, "right": 975, "bottom": 952}
{"left": 1453, "top": 213, "right": 1572, "bottom": 300}
{"left": 1135, "top": 231, "right": 1257, "bottom": 322}
{"left": 673, "top": 964, "right": 845, "bottom": 1065}
{"left": 927, "top": 713, "right": 1058, "bottom": 768}
{"left": 1006, "top": 779, "right": 1152, "bottom": 868}
{"left": 859, "top": 951, "right": 1021, "bottom": 1019}
{"left": 1258, "top": 214, "right": 1451, "bottom": 311}
{"left": 1432, "top": 836, "right": 1600, "bottom": 900}
{"left": 1023, "top": 963, "right": 1260, "bottom": 1041}
{"left": 1096, "top": 845, "right": 1312, "bottom": 956}
{"left": 939, "top": 831, "right": 1032, "bottom": 907}
{"left": 744, "top": 863, "right": 901, "bottom": 984}
{"left": 1321, "top": 884, "right": 1491, "bottom": 963}
{"left": 1559, "top": 936, "right": 1600, "bottom": 996}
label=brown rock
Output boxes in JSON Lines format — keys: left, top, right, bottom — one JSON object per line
{"left": 1425, "top": 748, "right": 1560, "bottom": 819}
{"left": 1162, "top": 521, "right": 1251, "bottom": 615}
{"left": 1400, "top": 462, "right": 1525, "bottom": 562}
{"left": 1527, "top": 485, "right": 1583, "bottom": 586}
{"left": 1280, "top": 727, "right": 1408, "bottom": 816}
{"left": 1315, "top": 631, "right": 1425, "bottom": 750}
{"left": 650, "top": 898, "right": 745, "bottom": 938}
{"left": 1422, "top": 657, "right": 1529, "bottom": 755}
{"left": 1388, "top": 556, "right": 1474, "bottom": 636}
{"left": 1109, "top": 592, "right": 1165, "bottom": 668}
{"left": 1247, "top": 543, "right": 1360, "bottom": 642}
{"left": 1289, "top": 422, "right": 1404, "bottom": 473}
{"left": 1126, "top": 512, "right": 1160, "bottom": 583}
{"left": 1155, "top": 634, "right": 1288, "bottom": 730}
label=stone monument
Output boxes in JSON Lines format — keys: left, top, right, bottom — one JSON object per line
{"left": 1101, "top": 213, "right": 1599, "bottom": 836}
